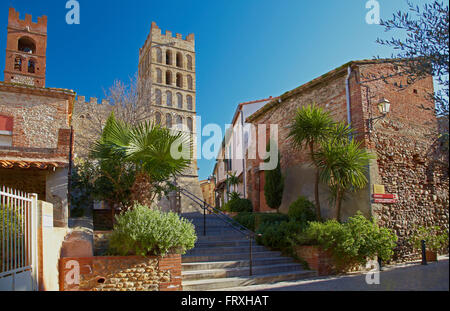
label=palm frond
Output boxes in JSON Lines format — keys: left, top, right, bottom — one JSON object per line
{"left": 288, "top": 103, "right": 334, "bottom": 150}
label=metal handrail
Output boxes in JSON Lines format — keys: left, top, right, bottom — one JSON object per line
{"left": 179, "top": 188, "right": 260, "bottom": 276}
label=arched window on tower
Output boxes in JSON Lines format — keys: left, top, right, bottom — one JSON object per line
{"left": 187, "top": 95, "right": 193, "bottom": 110}
{"left": 166, "top": 91, "right": 172, "bottom": 107}
{"left": 166, "top": 71, "right": 172, "bottom": 85}
{"left": 187, "top": 117, "right": 193, "bottom": 132}
{"left": 156, "top": 48, "right": 162, "bottom": 63}
{"left": 187, "top": 55, "right": 193, "bottom": 70}
{"left": 176, "top": 73, "right": 183, "bottom": 88}
{"left": 176, "top": 115, "right": 183, "bottom": 130}
{"left": 176, "top": 52, "right": 183, "bottom": 68}
{"left": 28, "top": 59, "right": 36, "bottom": 73}
{"left": 155, "top": 89, "right": 162, "bottom": 105}
{"left": 155, "top": 112, "right": 161, "bottom": 125}
{"left": 187, "top": 75, "right": 193, "bottom": 90}
{"left": 177, "top": 93, "right": 183, "bottom": 109}
{"left": 156, "top": 68, "right": 162, "bottom": 83}
{"left": 166, "top": 50, "right": 172, "bottom": 65}
{"left": 166, "top": 114, "right": 172, "bottom": 128}
{"left": 14, "top": 56, "right": 22, "bottom": 71}
{"left": 18, "top": 37, "right": 36, "bottom": 54}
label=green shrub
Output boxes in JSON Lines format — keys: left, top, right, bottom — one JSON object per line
{"left": 294, "top": 212, "right": 398, "bottom": 271}
{"left": 233, "top": 212, "right": 289, "bottom": 231}
{"left": 256, "top": 220, "right": 304, "bottom": 255}
{"left": 409, "top": 225, "right": 449, "bottom": 252}
{"left": 108, "top": 204, "right": 197, "bottom": 256}
{"left": 0, "top": 206, "right": 24, "bottom": 264}
{"left": 223, "top": 197, "right": 253, "bottom": 213}
{"left": 233, "top": 212, "right": 257, "bottom": 231}
{"left": 288, "top": 196, "right": 317, "bottom": 225}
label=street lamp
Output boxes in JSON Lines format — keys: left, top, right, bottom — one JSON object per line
{"left": 368, "top": 98, "right": 391, "bottom": 132}
{"left": 377, "top": 98, "right": 391, "bottom": 115}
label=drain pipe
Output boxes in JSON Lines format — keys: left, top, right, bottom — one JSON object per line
{"left": 240, "top": 107, "right": 247, "bottom": 199}
{"left": 345, "top": 66, "right": 352, "bottom": 127}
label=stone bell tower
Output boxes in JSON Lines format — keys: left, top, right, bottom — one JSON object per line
{"left": 4, "top": 8, "right": 47, "bottom": 88}
{"left": 138, "top": 22, "right": 203, "bottom": 212}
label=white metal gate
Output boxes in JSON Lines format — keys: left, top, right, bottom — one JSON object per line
{"left": 0, "top": 186, "right": 38, "bottom": 291}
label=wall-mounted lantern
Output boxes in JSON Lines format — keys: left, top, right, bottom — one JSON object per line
{"left": 377, "top": 98, "right": 391, "bottom": 115}
{"left": 368, "top": 98, "right": 391, "bottom": 132}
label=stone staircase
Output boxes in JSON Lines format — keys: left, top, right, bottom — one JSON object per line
{"left": 181, "top": 213, "right": 317, "bottom": 291}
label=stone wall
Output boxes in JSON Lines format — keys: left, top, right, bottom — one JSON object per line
{"left": 0, "top": 86, "right": 73, "bottom": 150}
{"left": 59, "top": 255, "right": 182, "bottom": 291}
{"left": 358, "top": 63, "right": 449, "bottom": 262}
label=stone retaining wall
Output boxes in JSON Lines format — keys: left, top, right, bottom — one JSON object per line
{"left": 59, "top": 254, "right": 182, "bottom": 291}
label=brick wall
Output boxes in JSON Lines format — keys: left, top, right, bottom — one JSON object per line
{"left": 295, "top": 246, "right": 334, "bottom": 276}
{"left": 59, "top": 254, "right": 182, "bottom": 291}
{"left": 246, "top": 60, "right": 449, "bottom": 260}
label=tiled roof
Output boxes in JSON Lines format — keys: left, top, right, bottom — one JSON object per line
{"left": 0, "top": 159, "right": 67, "bottom": 169}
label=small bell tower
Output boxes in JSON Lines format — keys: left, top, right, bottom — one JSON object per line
{"left": 4, "top": 8, "right": 47, "bottom": 88}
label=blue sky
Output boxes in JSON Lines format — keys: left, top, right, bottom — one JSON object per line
{"left": 0, "top": 0, "right": 444, "bottom": 180}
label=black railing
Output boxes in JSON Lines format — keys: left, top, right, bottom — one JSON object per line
{"left": 179, "top": 188, "right": 260, "bottom": 276}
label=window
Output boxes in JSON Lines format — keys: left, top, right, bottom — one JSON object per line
{"left": 14, "top": 56, "right": 22, "bottom": 71}
{"left": 177, "top": 93, "right": 183, "bottom": 109}
{"left": 28, "top": 59, "right": 36, "bottom": 73}
{"left": 155, "top": 89, "right": 162, "bottom": 105}
{"left": 166, "top": 71, "right": 172, "bottom": 85}
{"left": 176, "top": 52, "right": 183, "bottom": 68}
{"left": 156, "top": 68, "right": 162, "bottom": 83}
{"left": 187, "top": 117, "right": 193, "bottom": 132}
{"left": 187, "top": 95, "right": 193, "bottom": 110}
{"left": 187, "top": 75, "right": 193, "bottom": 90}
{"left": 155, "top": 112, "right": 161, "bottom": 125}
{"left": 0, "top": 115, "right": 13, "bottom": 147}
{"left": 18, "top": 37, "right": 36, "bottom": 54}
{"left": 166, "top": 91, "right": 172, "bottom": 107}
{"left": 187, "top": 55, "right": 193, "bottom": 70}
{"left": 156, "top": 48, "right": 162, "bottom": 63}
{"left": 176, "top": 115, "right": 183, "bottom": 130}
{"left": 176, "top": 73, "right": 183, "bottom": 88}
{"left": 166, "top": 50, "right": 172, "bottom": 65}
{"left": 166, "top": 114, "right": 172, "bottom": 128}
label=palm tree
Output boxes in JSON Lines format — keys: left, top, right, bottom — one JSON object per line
{"left": 226, "top": 172, "right": 241, "bottom": 193}
{"left": 91, "top": 112, "right": 191, "bottom": 208}
{"left": 288, "top": 104, "right": 334, "bottom": 220}
{"left": 313, "top": 138, "right": 373, "bottom": 222}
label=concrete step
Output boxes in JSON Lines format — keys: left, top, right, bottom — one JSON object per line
{"left": 194, "top": 240, "right": 255, "bottom": 248}
{"left": 182, "top": 257, "right": 295, "bottom": 271}
{"left": 182, "top": 263, "right": 305, "bottom": 281}
{"left": 182, "top": 270, "right": 317, "bottom": 291}
{"left": 194, "top": 231, "right": 246, "bottom": 237}
{"left": 193, "top": 224, "right": 241, "bottom": 230}
{"left": 196, "top": 235, "right": 249, "bottom": 242}
{"left": 185, "top": 245, "right": 267, "bottom": 256}
{"left": 182, "top": 250, "right": 281, "bottom": 263}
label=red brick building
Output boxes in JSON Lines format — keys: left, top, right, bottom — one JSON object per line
{"left": 246, "top": 59, "right": 449, "bottom": 261}
{"left": 4, "top": 8, "right": 47, "bottom": 88}
{"left": 0, "top": 8, "right": 75, "bottom": 227}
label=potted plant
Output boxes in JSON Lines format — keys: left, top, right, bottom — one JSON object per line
{"left": 410, "top": 226, "right": 449, "bottom": 262}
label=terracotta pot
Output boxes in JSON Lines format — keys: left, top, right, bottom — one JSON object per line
{"left": 425, "top": 250, "right": 438, "bottom": 262}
